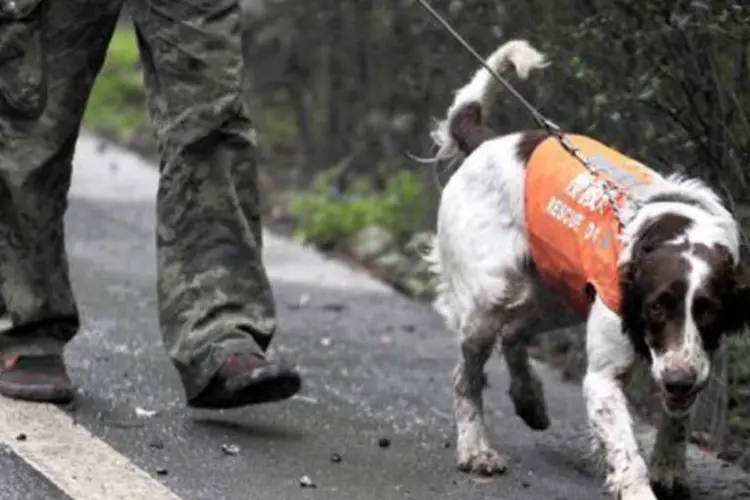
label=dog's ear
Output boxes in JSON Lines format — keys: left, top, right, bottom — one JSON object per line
{"left": 731, "top": 262, "right": 750, "bottom": 333}
{"left": 619, "top": 260, "right": 650, "bottom": 358}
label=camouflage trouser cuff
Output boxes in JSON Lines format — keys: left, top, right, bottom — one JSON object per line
{"left": 175, "top": 336, "right": 268, "bottom": 400}
{"left": 0, "top": 337, "right": 65, "bottom": 359}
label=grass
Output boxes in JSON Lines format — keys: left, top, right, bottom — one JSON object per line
{"left": 82, "top": 26, "right": 148, "bottom": 143}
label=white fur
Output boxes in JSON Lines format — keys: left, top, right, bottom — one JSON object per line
{"left": 426, "top": 39, "right": 741, "bottom": 499}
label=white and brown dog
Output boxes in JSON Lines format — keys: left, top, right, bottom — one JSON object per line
{"left": 426, "top": 39, "right": 750, "bottom": 500}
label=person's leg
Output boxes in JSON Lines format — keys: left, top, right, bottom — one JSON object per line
{"left": 0, "top": 0, "right": 123, "bottom": 403}
{"left": 128, "top": 0, "right": 301, "bottom": 407}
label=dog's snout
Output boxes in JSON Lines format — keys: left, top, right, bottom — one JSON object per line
{"left": 662, "top": 368, "right": 697, "bottom": 397}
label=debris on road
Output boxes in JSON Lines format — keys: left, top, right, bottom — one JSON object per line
{"left": 156, "top": 467, "right": 168, "bottom": 476}
{"left": 330, "top": 453, "right": 342, "bottom": 464}
{"left": 15, "top": 433, "right": 27, "bottom": 442}
{"left": 135, "top": 407, "right": 159, "bottom": 418}
{"left": 148, "top": 439, "right": 165, "bottom": 450}
{"left": 378, "top": 437, "right": 391, "bottom": 448}
{"left": 221, "top": 444, "right": 240, "bottom": 456}
{"left": 288, "top": 293, "right": 311, "bottom": 310}
{"left": 292, "top": 394, "right": 319, "bottom": 405}
{"left": 300, "top": 475, "right": 317, "bottom": 488}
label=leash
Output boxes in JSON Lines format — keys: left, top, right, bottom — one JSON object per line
{"left": 415, "top": 0, "right": 641, "bottom": 226}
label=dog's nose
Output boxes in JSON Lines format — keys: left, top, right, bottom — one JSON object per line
{"left": 662, "top": 368, "right": 697, "bottom": 397}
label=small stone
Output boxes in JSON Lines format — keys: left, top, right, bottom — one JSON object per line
{"left": 156, "top": 468, "right": 168, "bottom": 476}
{"left": 288, "top": 294, "right": 311, "bottom": 310}
{"left": 378, "top": 437, "right": 391, "bottom": 448}
{"left": 321, "top": 337, "right": 332, "bottom": 347}
{"left": 221, "top": 444, "right": 240, "bottom": 456}
{"left": 442, "top": 440, "right": 451, "bottom": 449}
{"left": 135, "top": 407, "right": 158, "bottom": 418}
{"left": 300, "top": 475, "right": 317, "bottom": 488}
{"left": 521, "top": 481, "right": 531, "bottom": 488}
{"left": 16, "top": 433, "right": 27, "bottom": 442}
{"left": 148, "top": 439, "right": 165, "bottom": 450}
{"left": 330, "top": 453, "right": 342, "bottom": 463}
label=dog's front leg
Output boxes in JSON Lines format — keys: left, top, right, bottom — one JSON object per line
{"left": 649, "top": 411, "right": 690, "bottom": 500}
{"left": 584, "top": 299, "right": 656, "bottom": 500}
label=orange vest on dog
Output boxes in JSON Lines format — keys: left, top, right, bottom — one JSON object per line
{"left": 524, "top": 135, "right": 658, "bottom": 316}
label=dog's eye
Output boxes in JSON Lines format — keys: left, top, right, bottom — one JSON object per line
{"left": 647, "top": 301, "right": 665, "bottom": 324}
{"left": 693, "top": 297, "right": 719, "bottom": 326}
{"left": 647, "top": 293, "right": 676, "bottom": 322}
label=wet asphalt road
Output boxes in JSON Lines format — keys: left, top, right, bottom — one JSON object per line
{"left": 2, "top": 135, "right": 750, "bottom": 500}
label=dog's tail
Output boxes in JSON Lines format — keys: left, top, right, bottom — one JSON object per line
{"left": 430, "top": 39, "right": 548, "bottom": 159}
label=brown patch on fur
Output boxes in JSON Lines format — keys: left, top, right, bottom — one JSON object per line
{"left": 631, "top": 247, "right": 690, "bottom": 356}
{"left": 621, "top": 212, "right": 750, "bottom": 360}
{"left": 515, "top": 130, "right": 550, "bottom": 165}
{"left": 449, "top": 103, "right": 499, "bottom": 154}
{"left": 690, "top": 243, "right": 750, "bottom": 349}
{"left": 629, "top": 213, "right": 693, "bottom": 257}
{"left": 619, "top": 213, "right": 693, "bottom": 359}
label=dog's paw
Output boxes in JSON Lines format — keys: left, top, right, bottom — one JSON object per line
{"left": 650, "top": 458, "right": 689, "bottom": 500}
{"left": 457, "top": 448, "right": 508, "bottom": 476}
{"left": 508, "top": 379, "right": 550, "bottom": 431}
{"left": 650, "top": 477, "right": 691, "bottom": 500}
{"left": 619, "top": 485, "right": 659, "bottom": 500}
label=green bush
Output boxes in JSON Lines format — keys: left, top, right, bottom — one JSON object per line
{"left": 83, "top": 27, "right": 147, "bottom": 139}
{"left": 290, "top": 161, "right": 427, "bottom": 250}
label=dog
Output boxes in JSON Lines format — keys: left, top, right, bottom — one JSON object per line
{"left": 425, "top": 39, "right": 750, "bottom": 500}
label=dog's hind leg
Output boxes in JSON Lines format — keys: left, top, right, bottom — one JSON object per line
{"left": 501, "top": 290, "right": 583, "bottom": 431}
{"left": 501, "top": 325, "right": 550, "bottom": 431}
{"left": 453, "top": 306, "right": 508, "bottom": 475}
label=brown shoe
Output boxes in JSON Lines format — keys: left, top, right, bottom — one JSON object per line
{"left": 0, "top": 355, "right": 74, "bottom": 404}
{"left": 187, "top": 353, "right": 302, "bottom": 409}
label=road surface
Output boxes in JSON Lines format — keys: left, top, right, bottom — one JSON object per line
{"left": 1, "top": 135, "right": 748, "bottom": 500}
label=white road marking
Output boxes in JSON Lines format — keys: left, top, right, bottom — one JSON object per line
{"left": 0, "top": 397, "right": 182, "bottom": 500}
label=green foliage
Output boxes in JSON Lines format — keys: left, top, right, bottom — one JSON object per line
{"left": 289, "top": 161, "right": 426, "bottom": 250}
{"left": 250, "top": 91, "right": 300, "bottom": 152}
{"left": 83, "top": 27, "right": 147, "bottom": 139}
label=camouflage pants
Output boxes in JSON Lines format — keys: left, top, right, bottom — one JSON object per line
{"left": 0, "top": 0, "right": 277, "bottom": 398}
